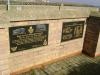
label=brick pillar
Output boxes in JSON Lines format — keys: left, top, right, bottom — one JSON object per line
{"left": 82, "top": 13, "right": 100, "bottom": 57}
{"left": 0, "top": 28, "right": 10, "bottom": 75}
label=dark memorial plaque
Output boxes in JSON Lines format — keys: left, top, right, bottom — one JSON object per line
{"left": 9, "top": 24, "right": 49, "bottom": 53}
{"left": 61, "top": 21, "right": 85, "bottom": 42}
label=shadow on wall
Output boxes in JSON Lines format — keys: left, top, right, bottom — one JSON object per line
{"left": 68, "top": 62, "right": 100, "bottom": 75}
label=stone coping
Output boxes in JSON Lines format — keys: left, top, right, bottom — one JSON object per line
{"left": 0, "top": 5, "right": 90, "bottom": 25}
{"left": 0, "top": 5, "right": 99, "bottom": 26}
{"left": 90, "top": 12, "right": 100, "bottom": 17}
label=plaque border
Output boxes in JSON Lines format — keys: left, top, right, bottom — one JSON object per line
{"left": 61, "top": 21, "right": 85, "bottom": 42}
{"left": 9, "top": 24, "right": 49, "bottom": 53}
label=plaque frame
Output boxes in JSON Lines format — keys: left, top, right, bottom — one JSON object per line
{"left": 61, "top": 21, "right": 85, "bottom": 42}
{"left": 9, "top": 24, "right": 49, "bottom": 53}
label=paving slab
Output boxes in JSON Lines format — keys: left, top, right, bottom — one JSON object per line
{"left": 18, "top": 54, "right": 100, "bottom": 75}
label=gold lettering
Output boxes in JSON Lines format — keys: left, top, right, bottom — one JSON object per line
{"left": 74, "top": 26, "right": 83, "bottom": 37}
{"left": 63, "top": 34, "right": 72, "bottom": 40}
{"left": 63, "top": 27, "right": 73, "bottom": 33}
{"left": 13, "top": 33, "right": 46, "bottom": 45}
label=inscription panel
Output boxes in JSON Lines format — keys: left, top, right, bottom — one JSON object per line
{"left": 61, "top": 21, "right": 85, "bottom": 42}
{"left": 9, "top": 24, "right": 49, "bottom": 53}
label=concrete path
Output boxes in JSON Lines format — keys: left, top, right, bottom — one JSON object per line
{"left": 18, "top": 54, "right": 100, "bottom": 75}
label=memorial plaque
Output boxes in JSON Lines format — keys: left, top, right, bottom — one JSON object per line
{"left": 9, "top": 24, "right": 49, "bottom": 53}
{"left": 61, "top": 21, "right": 85, "bottom": 42}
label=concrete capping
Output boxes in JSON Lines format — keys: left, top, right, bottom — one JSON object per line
{"left": 10, "top": 51, "right": 81, "bottom": 75}
{"left": 90, "top": 12, "right": 100, "bottom": 18}
{"left": 0, "top": 5, "right": 92, "bottom": 25}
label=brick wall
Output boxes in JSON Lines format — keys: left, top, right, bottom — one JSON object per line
{"left": 0, "top": 4, "right": 99, "bottom": 75}
{"left": 8, "top": 18, "right": 86, "bottom": 74}
{"left": 96, "top": 33, "right": 100, "bottom": 56}
{"left": 0, "top": 28, "right": 10, "bottom": 75}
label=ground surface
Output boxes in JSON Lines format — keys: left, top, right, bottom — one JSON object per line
{"left": 18, "top": 54, "right": 100, "bottom": 75}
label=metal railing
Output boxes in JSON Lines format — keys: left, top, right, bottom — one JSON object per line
{"left": 0, "top": 0, "right": 94, "bottom": 7}
{"left": 0, "top": 0, "right": 49, "bottom": 4}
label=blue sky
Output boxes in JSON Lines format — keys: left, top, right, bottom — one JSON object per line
{"left": 49, "top": 0, "right": 100, "bottom": 6}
